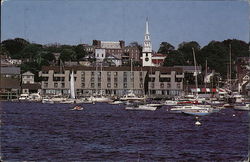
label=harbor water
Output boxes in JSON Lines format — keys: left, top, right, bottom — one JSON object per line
{"left": 0, "top": 101, "right": 249, "bottom": 161}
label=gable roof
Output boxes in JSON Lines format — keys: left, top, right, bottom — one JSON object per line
{"left": 22, "top": 71, "right": 34, "bottom": 76}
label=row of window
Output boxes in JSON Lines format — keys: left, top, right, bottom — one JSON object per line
{"left": 45, "top": 71, "right": 145, "bottom": 77}
{"left": 150, "top": 83, "right": 181, "bottom": 89}
{"left": 88, "top": 83, "right": 143, "bottom": 88}
{"left": 44, "top": 82, "right": 180, "bottom": 89}
{"left": 124, "top": 49, "right": 139, "bottom": 53}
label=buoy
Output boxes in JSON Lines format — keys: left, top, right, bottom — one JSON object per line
{"left": 195, "top": 121, "right": 201, "bottom": 126}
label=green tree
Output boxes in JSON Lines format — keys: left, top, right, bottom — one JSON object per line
{"left": 158, "top": 42, "right": 175, "bottom": 54}
{"left": 163, "top": 50, "right": 186, "bottom": 66}
{"left": 73, "top": 44, "right": 87, "bottom": 60}
{"left": 222, "top": 39, "right": 249, "bottom": 57}
{"left": 1, "top": 38, "right": 29, "bottom": 58}
{"left": 20, "top": 43, "right": 43, "bottom": 61}
{"left": 178, "top": 41, "right": 201, "bottom": 65}
{"left": 60, "top": 48, "right": 76, "bottom": 62}
{"left": 199, "top": 41, "right": 229, "bottom": 79}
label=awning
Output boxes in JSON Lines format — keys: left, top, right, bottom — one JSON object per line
{"left": 191, "top": 88, "right": 218, "bottom": 93}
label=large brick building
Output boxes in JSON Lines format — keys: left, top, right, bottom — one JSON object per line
{"left": 39, "top": 66, "right": 184, "bottom": 98}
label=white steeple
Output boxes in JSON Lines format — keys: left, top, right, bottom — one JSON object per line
{"left": 141, "top": 17, "right": 154, "bottom": 67}
{"left": 143, "top": 17, "right": 152, "bottom": 53}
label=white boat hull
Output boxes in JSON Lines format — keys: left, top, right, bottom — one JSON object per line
{"left": 125, "top": 105, "right": 157, "bottom": 111}
{"left": 234, "top": 104, "right": 250, "bottom": 111}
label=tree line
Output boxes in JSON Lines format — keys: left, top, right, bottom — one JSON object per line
{"left": 159, "top": 39, "right": 249, "bottom": 79}
{"left": 1, "top": 38, "right": 249, "bottom": 81}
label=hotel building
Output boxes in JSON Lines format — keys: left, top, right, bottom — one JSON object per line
{"left": 39, "top": 66, "right": 184, "bottom": 98}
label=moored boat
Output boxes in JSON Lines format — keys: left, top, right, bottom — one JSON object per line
{"left": 181, "top": 108, "right": 214, "bottom": 116}
{"left": 234, "top": 104, "right": 250, "bottom": 111}
{"left": 125, "top": 104, "right": 157, "bottom": 111}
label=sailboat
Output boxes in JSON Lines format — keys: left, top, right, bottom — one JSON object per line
{"left": 179, "top": 48, "right": 215, "bottom": 115}
{"left": 61, "top": 71, "right": 76, "bottom": 104}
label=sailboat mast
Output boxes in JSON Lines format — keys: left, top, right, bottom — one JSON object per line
{"left": 100, "top": 62, "right": 103, "bottom": 96}
{"left": 205, "top": 59, "right": 207, "bottom": 94}
{"left": 192, "top": 48, "right": 198, "bottom": 97}
{"left": 130, "top": 58, "right": 133, "bottom": 91}
{"left": 229, "top": 44, "right": 232, "bottom": 91}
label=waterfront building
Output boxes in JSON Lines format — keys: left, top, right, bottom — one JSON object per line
{"left": 39, "top": 66, "right": 184, "bottom": 98}
{"left": 146, "top": 67, "right": 184, "bottom": 97}
{"left": 236, "top": 57, "right": 250, "bottom": 95}
{"left": 21, "top": 71, "right": 41, "bottom": 94}
{"left": 0, "top": 66, "right": 21, "bottom": 100}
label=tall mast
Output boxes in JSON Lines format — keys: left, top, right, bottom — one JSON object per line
{"left": 130, "top": 58, "right": 133, "bottom": 91}
{"left": 205, "top": 59, "right": 207, "bottom": 94}
{"left": 229, "top": 44, "right": 232, "bottom": 90}
{"left": 192, "top": 48, "right": 198, "bottom": 97}
{"left": 100, "top": 62, "right": 103, "bottom": 96}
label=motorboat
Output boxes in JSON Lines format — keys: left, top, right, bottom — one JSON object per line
{"left": 28, "top": 93, "right": 42, "bottom": 102}
{"left": 181, "top": 108, "right": 214, "bottom": 116}
{"left": 125, "top": 104, "right": 157, "bottom": 111}
{"left": 109, "top": 100, "right": 124, "bottom": 105}
{"left": 18, "top": 94, "right": 29, "bottom": 101}
{"left": 88, "top": 95, "right": 113, "bottom": 103}
{"left": 164, "top": 100, "right": 178, "bottom": 106}
{"left": 42, "top": 98, "right": 54, "bottom": 104}
{"left": 171, "top": 104, "right": 212, "bottom": 112}
{"left": 234, "top": 104, "right": 250, "bottom": 111}
{"left": 146, "top": 103, "right": 164, "bottom": 107}
{"left": 120, "top": 90, "right": 145, "bottom": 101}
{"left": 223, "top": 103, "right": 234, "bottom": 108}
{"left": 71, "top": 105, "right": 84, "bottom": 111}
{"left": 61, "top": 99, "right": 75, "bottom": 104}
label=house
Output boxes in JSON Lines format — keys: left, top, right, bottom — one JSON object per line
{"left": 93, "top": 40, "right": 124, "bottom": 59}
{"left": 0, "top": 66, "right": 21, "bottom": 100}
{"left": 95, "top": 48, "right": 106, "bottom": 62}
{"left": 21, "top": 71, "right": 41, "bottom": 94}
{"left": 151, "top": 53, "right": 166, "bottom": 67}
{"left": 22, "top": 71, "right": 35, "bottom": 84}
{"left": 105, "top": 54, "right": 122, "bottom": 67}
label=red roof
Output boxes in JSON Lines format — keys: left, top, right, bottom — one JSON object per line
{"left": 152, "top": 59, "right": 164, "bottom": 64}
{"left": 153, "top": 53, "right": 166, "bottom": 57}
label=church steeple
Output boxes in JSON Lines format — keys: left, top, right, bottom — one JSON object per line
{"left": 143, "top": 17, "right": 152, "bottom": 53}
{"left": 145, "top": 17, "right": 149, "bottom": 35}
{"left": 141, "top": 17, "right": 153, "bottom": 66}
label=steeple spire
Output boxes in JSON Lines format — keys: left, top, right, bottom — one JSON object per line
{"left": 146, "top": 17, "right": 149, "bottom": 34}
{"left": 143, "top": 17, "right": 152, "bottom": 53}
{"left": 141, "top": 17, "right": 153, "bottom": 67}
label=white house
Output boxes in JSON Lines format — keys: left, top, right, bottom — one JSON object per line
{"left": 95, "top": 48, "right": 106, "bottom": 62}
{"left": 106, "top": 54, "right": 122, "bottom": 67}
{"left": 22, "top": 71, "right": 34, "bottom": 84}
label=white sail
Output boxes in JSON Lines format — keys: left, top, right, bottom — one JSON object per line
{"left": 70, "top": 71, "right": 76, "bottom": 99}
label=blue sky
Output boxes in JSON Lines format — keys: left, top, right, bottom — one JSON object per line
{"left": 1, "top": 0, "right": 249, "bottom": 50}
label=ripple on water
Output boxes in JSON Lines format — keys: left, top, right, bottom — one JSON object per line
{"left": 0, "top": 101, "right": 248, "bottom": 161}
